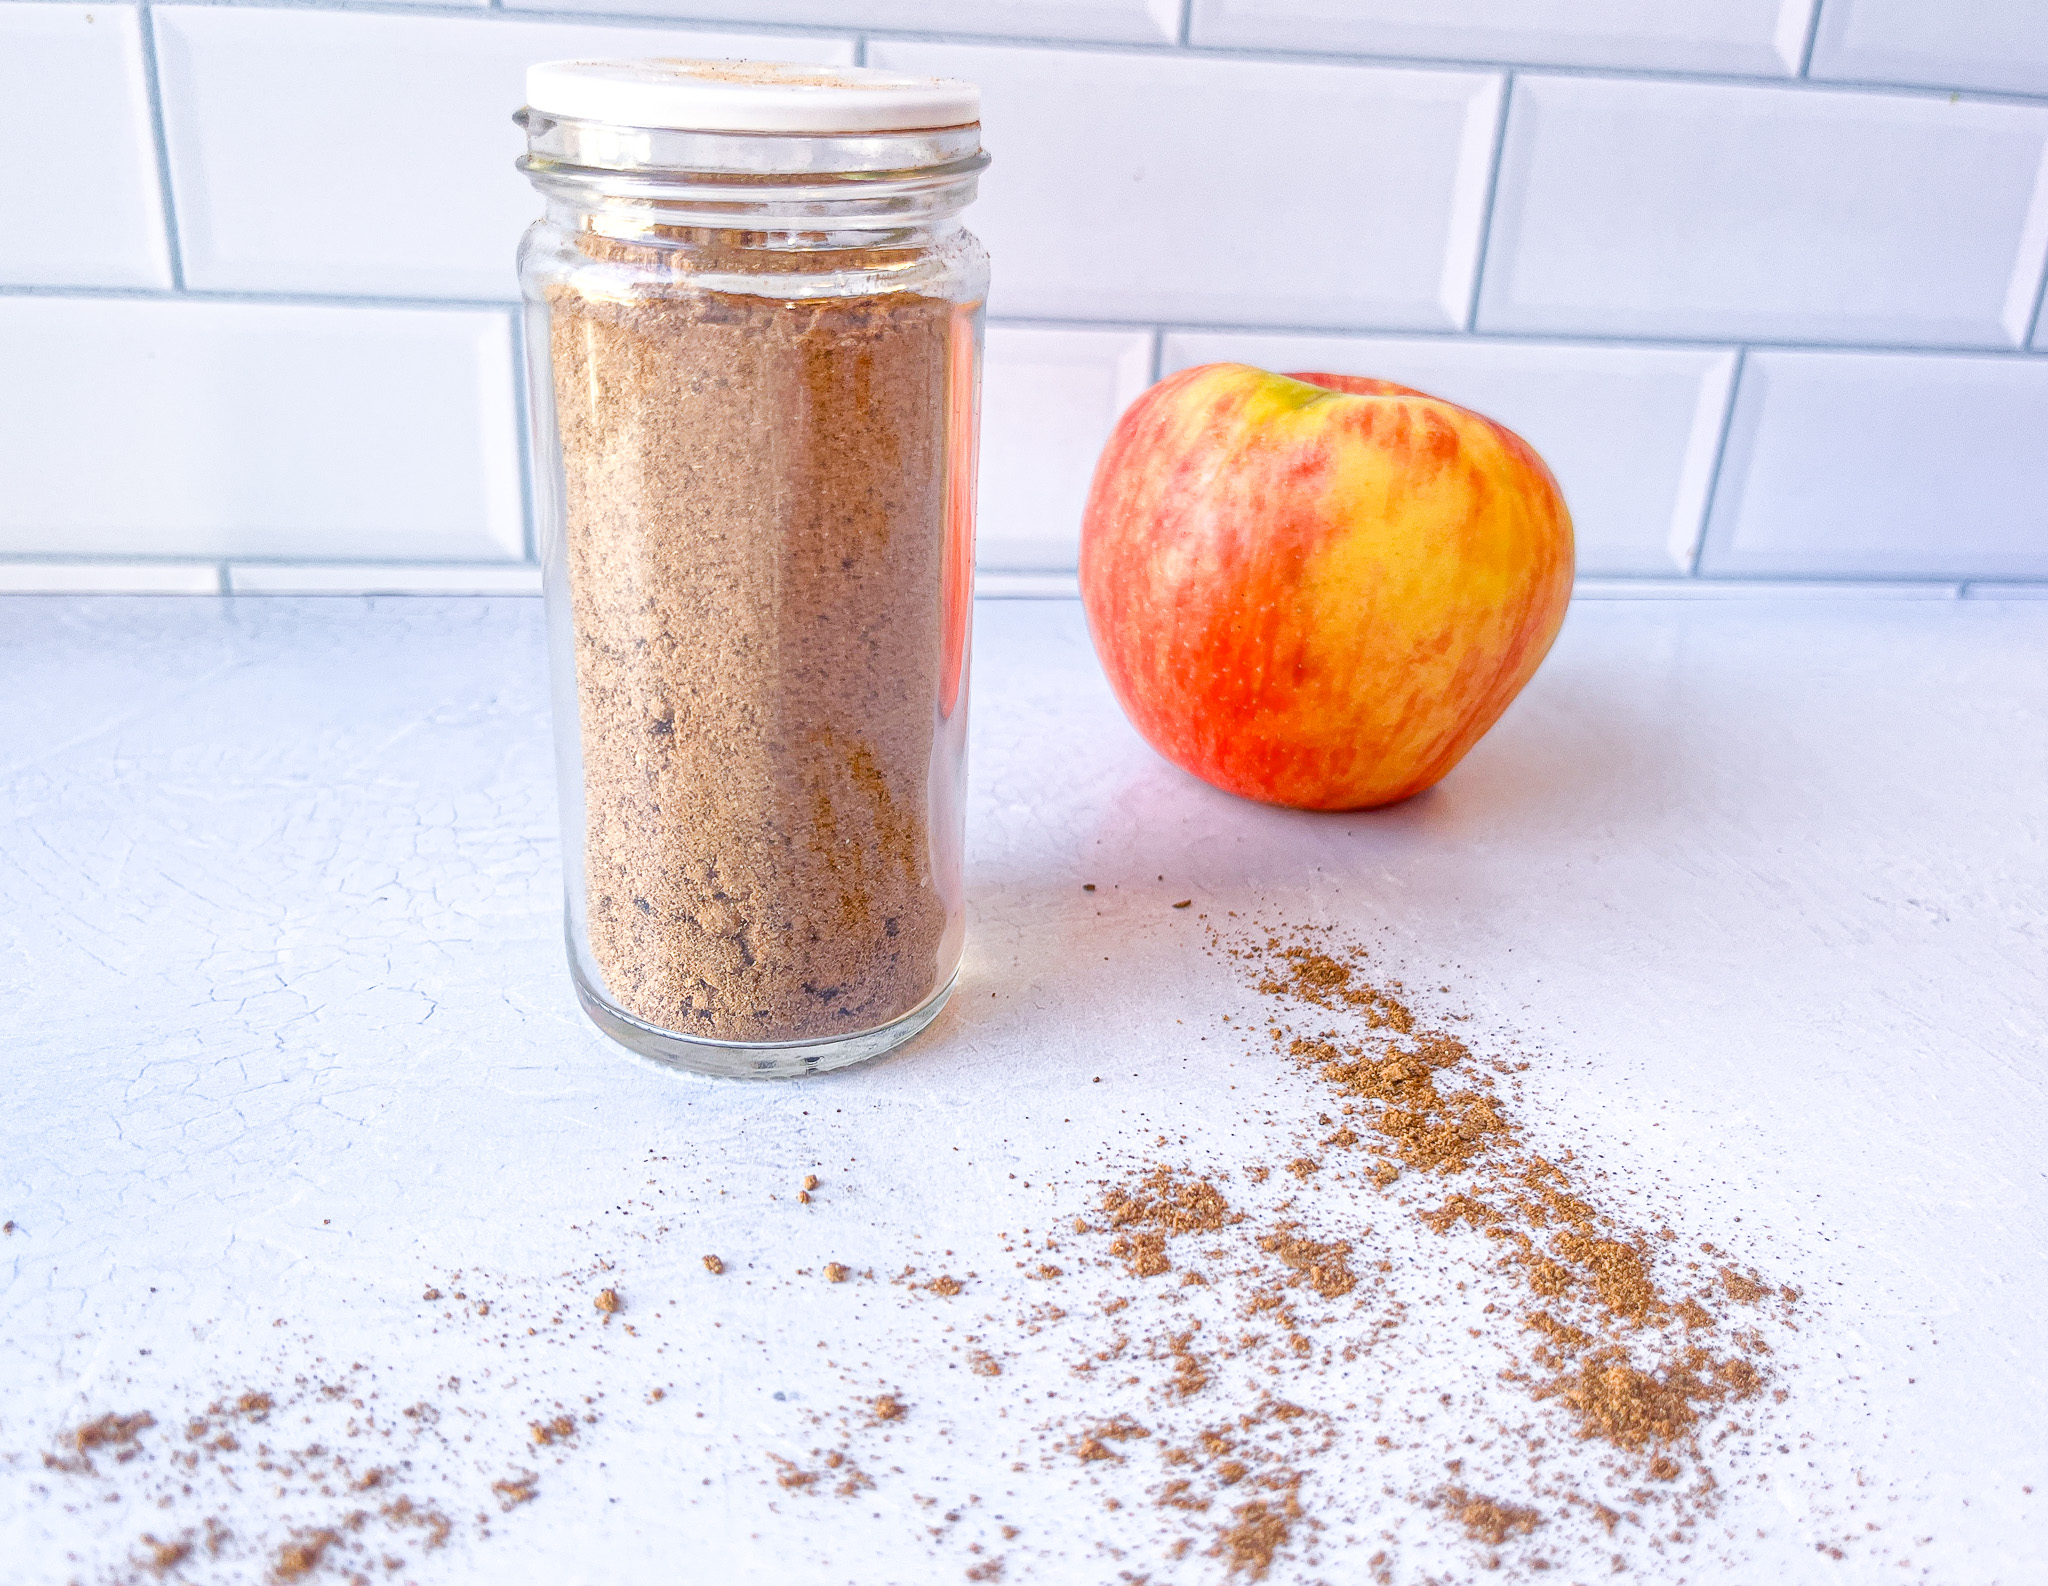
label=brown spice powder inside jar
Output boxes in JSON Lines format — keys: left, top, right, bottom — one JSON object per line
{"left": 548, "top": 235, "right": 966, "bottom": 1041}
{"left": 540, "top": 235, "right": 962, "bottom": 1049}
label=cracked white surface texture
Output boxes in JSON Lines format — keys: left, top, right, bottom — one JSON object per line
{"left": 0, "top": 594, "right": 2043, "bottom": 1583}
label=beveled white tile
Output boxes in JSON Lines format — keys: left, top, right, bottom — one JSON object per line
{"left": 975, "top": 571, "right": 1080, "bottom": 596}
{"left": 0, "top": 3, "right": 170, "bottom": 288}
{"left": 1810, "top": 0, "right": 2048, "bottom": 97}
{"left": 1163, "top": 332, "right": 1735, "bottom": 576}
{"left": 153, "top": 8, "right": 853, "bottom": 299}
{"left": 503, "top": 0, "right": 1177, "bottom": 45}
{"left": 1478, "top": 76, "right": 2048, "bottom": 348}
{"left": 1701, "top": 350, "right": 2048, "bottom": 579}
{"left": 979, "top": 326, "right": 1154, "bottom": 571}
{"left": 1574, "top": 577, "right": 1960, "bottom": 598}
{"left": 227, "top": 563, "right": 542, "bottom": 595}
{"left": 1961, "top": 581, "right": 2048, "bottom": 598}
{"left": 870, "top": 41, "right": 1502, "bottom": 330}
{"left": 0, "top": 561, "right": 220, "bottom": 594}
{"left": 1191, "top": 0, "right": 1815, "bottom": 77}
{"left": 0, "top": 298, "right": 522, "bottom": 562}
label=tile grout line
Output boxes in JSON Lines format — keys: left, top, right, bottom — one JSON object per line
{"left": 1464, "top": 72, "right": 1514, "bottom": 335}
{"left": 1797, "top": 0, "right": 1825, "bottom": 79}
{"left": 2026, "top": 230, "right": 2048, "bottom": 351}
{"left": 1685, "top": 346, "right": 1749, "bottom": 576}
{"left": 135, "top": 1, "right": 187, "bottom": 292}
{"left": 1175, "top": 0, "right": 1191, "bottom": 49}
{"left": 7, "top": 285, "right": 2044, "bottom": 363}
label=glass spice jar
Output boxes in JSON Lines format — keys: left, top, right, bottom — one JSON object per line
{"left": 515, "top": 60, "right": 988, "bottom": 1078}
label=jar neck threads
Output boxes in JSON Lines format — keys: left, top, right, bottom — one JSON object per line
{"left": 516, "top": 111, "right": 988, "bottom": 243}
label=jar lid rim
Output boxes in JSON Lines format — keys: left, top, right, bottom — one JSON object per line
{"left": 525, "top": 58, "right": 981, "bottom": 135}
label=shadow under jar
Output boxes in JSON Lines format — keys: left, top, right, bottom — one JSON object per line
{"left": 516, "top": 61, "right": 988, "bottom": 1078}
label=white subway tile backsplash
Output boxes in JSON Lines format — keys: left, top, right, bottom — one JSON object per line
{"left": 503, "top": 0, "right": 1177, "bottom": 45}
{"left": 1478, "top": 76, "right": 2048, "bottom": 348}
{"left": 0, "top": 3, "right": 170, "bottom": 289}
{"left": 227, "top": 563, "right": 542, "bottom": 594}
{"left": 976, "top": 571, "right": 1081, "bottom": 597}
{"left": 1810, "top": 0, "right": 2048, "bottom": 98}
{"left": 1191, "top": 0, "right": 1815, "bottom": 78}
{"left": 1700, "top": 350, "right": 2048, "bottom": 579}
{"left": 979, "top": 326, "right": 1154, "bottom": 570}
{"left": 0, "top": 298, "right": 522, "bottom": 562}
{"left": 0, "top": 561, "right": 220, "bottom": 594}
{"left": 1574, "top": 577, "right": 1960, "bottom": 598}
{"left": 1162, "top": 332, "right": 1734, "bottom": 576}
{"left": 152, "top": 8, "right": 853, "bottom": 300}
{"left": 869, "top": 42, "right": 1502, "bottom": 330}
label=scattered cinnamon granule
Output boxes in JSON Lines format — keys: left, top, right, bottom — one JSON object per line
{"left": 1721, "top": 1267, "right": 1771, "bottom": 1304}
{"left": 1445, "top": 1486, "right": 1542, "bottom": 1545}
{"left": 594, "top": 1288, "right": 622, "bottom": 1315}
{"left": 872, "top": 1395, "right": 906, "bottom": 1422}
{"left": 1104, "top": 1168, "right": 1234, "bottom": 1238}
{"left": 1215, "top": 1497, "right": 1291, "bottom": 1579}
{"left": 73, "top": 1411, "right": 155, "bottom": 1454}
{"left": 1167, "top": 1332, "right": 1209, "bottom": 1397}
{"left": 928, "top": 1275, "right": 964, "bottom": 1296}
{"left": 1675, "top": 1296, "right": 1716, "bottom": 1330}
{"left": 773, "top": 1455, "right": 820, "bottom": 1490}
{"left": 273, "top": 1528, "right": 339, "bottom": 1580}
{"left": 381, "top": 1497, "right": 452, "bottom": 1550}
{"left": 1539, "top": 1350, "right": 1704, "bottom": 1449}
{"left": 531, "top": 1416, "right": 576, "bottom": 1446}
{"left": 1553, "top": 1234, "right": 1658, "bottom": 1322}
{"left": 702, "top": 1255, "right": 724, "bottom": 1275}
{"left": 492, "top": 1471, "right": 539, "bottom": 1509}
{"left": 1256, "top": 1225, "right": 1356, "bottom": 1300}
{"left": 1108, "top": 1230, "right": 1169, "bottom": 1277}
{"left": 139, "top": 1533, "right": 190, "bottom": 1572}
{"left": 803, "top": 1175, "right": 820, "bottom": 1191}
{"left": 825, "top": 1263, "right": 850, "bottom": 1284}
{"left": 968, "top": 1353, "right": 1001, "bottom": 1377}
{"left": 1103, "top": 1168, "right": 1236, "bottom": 1279}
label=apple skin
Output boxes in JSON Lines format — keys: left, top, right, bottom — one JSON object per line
{"left": 1078, "top": 364, "right": 1573, "bottom": 811}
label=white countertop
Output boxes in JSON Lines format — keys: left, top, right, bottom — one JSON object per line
{"left": 1, "top": 593, "right": 2042, "bottom": 1586}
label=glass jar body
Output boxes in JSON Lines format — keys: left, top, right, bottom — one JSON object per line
{"left": 518, "top": 141, "right": 985, "bottom": 1078}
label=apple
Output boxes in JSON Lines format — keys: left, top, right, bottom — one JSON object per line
{"left": 1078, "top": 364, "right": 1573, "bottom": 810}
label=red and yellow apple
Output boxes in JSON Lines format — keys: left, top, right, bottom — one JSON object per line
{"left": 1078, "top": 364, "right": 1573, "bottom": 810}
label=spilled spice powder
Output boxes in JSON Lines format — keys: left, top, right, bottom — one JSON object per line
{"left": 22, "top": 925, "right": 1821, "bottom": 1584}
{"left": 1444, "top": 1486, "right": 1542, "bottom": 1545}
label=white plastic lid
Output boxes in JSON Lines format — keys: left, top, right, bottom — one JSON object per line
{"left": 525, "top": 58, "right": 980, "bottom": 134}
